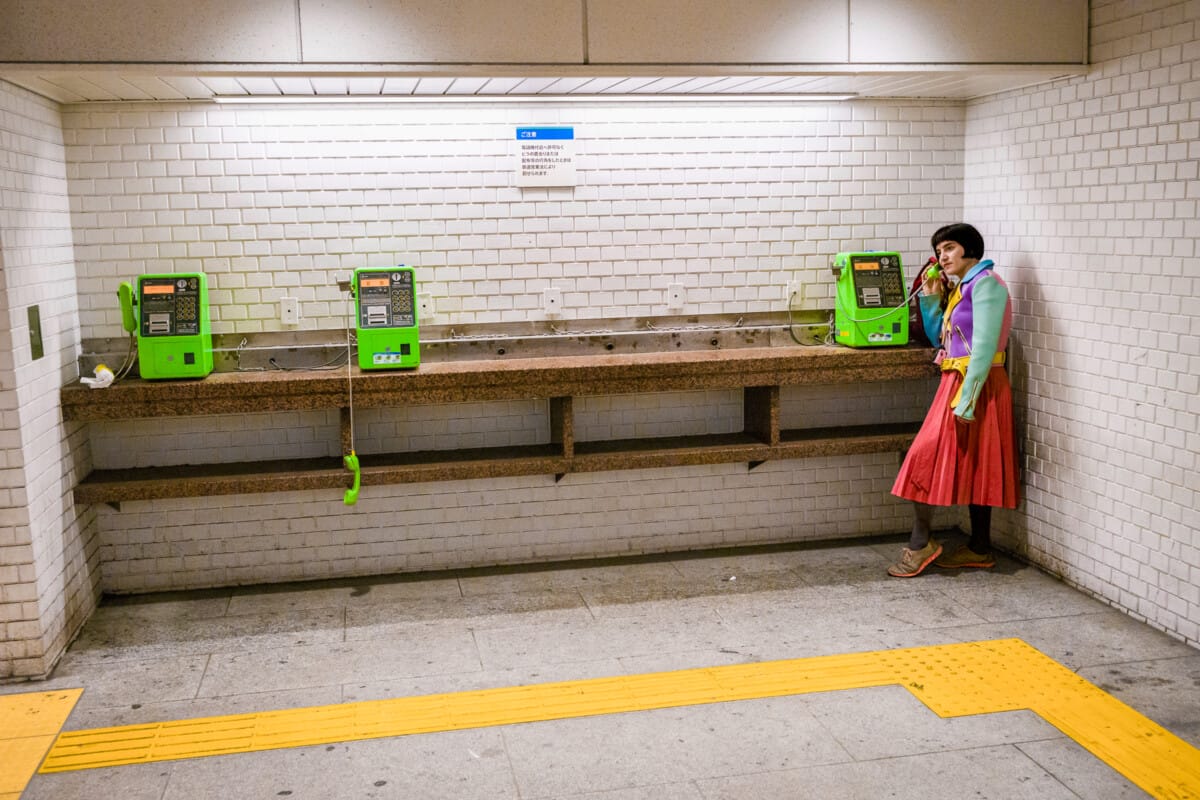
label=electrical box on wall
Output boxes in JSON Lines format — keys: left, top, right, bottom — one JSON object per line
{"left": 352, "top": 266, "right": 420, "bottom": 369}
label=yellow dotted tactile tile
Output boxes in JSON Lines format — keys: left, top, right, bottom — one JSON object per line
{"left": 37, "top": 639, "right": 1200, "bottom": 800}
{"left": 0, "top": 688, "right": 81, "bottom": 800}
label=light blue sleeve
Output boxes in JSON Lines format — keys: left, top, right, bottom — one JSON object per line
{"left": 919, "top": 293, "right": 943, "bottom": 345}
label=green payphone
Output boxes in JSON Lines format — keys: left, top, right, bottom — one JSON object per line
{"left": 120, "top": 273, "right": 214, "bottom": 379}
{"left": 353, "top": 266, "right": 420, "bottom": 369}
{"left": 831, "top": 252, "right": 909, "bottom": 347}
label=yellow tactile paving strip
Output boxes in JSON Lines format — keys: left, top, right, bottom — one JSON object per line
{"left": 0, "top": 688, "right": 81, "bottom": 800}
{"left": 26, "top": 639, "right": 1200, "bottom": 800}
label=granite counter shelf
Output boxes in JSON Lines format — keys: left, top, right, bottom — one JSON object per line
{"left": 61, "top": 345, "right": 938, "bottom": 505}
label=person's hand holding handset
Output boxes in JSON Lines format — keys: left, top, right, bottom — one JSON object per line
{"left": 921, "top": 256, "right": 946, "bottom": 297}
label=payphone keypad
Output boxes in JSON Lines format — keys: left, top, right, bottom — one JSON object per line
{"left": 177, "top": 295, "right": 197, "bottom": 322}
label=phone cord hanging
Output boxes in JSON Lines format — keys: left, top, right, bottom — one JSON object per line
{"left": 343, "top": 290, "right": 361, "bottom": 506}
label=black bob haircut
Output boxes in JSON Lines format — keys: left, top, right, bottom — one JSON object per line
{"left": 931, "top": 223, "right": 985, "bottom": 260}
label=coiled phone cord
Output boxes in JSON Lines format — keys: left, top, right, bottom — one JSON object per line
{"left": 113, "top": 331, "right": 138, "bottom": 381}
{"left": 839, "top": 259, "right": 944, "bottom": 325}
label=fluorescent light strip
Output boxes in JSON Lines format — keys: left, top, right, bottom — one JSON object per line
{"left": 212, "top": 92, "right": 856, "bottom": 104}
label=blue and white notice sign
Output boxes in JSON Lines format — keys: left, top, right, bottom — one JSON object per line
{"left": 515, "top": 126, "right": 576, "bottom": 187}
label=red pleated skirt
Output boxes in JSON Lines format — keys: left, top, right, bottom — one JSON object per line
{"left": 892, "top": 367, "right": 1020, "bottom": 508}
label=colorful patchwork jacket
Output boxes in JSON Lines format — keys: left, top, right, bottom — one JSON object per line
{"left": 917, "top": 259, "right": 1012, "bottom": 421}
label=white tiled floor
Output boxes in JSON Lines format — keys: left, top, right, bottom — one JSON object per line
{"left": 5, "top": 533, "right": 1199, "bottom": 799}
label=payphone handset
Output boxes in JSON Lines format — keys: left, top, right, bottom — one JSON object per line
{"left": 119, "top": 282, "right": 137, "bottom": 334}
{"left": 118, "top": 273, "right": 214, "bottom": 379}
{"left": 352, "top": 266, "right": 420, "bottom": 370}
{"left": 831, "top": 252, "right": 910, "bottom": 347}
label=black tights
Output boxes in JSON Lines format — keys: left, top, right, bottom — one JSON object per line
{"left": 968, "top": 504, "right": 992, "bottom": 554}
{"left": 908, "top": 502, "right": 992, "bottom": 553}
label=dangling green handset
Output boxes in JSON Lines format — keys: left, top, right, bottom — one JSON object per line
{"left": 119, "top": 282, "right": 137, "bottom": 333}
{"left": 343, "top": 451, "right": 360, "bottom": 505}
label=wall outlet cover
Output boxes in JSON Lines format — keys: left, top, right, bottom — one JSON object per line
{"left": 543, "top": 287, "right": 563, "bottom": 315}
{"left": 667, "top": 283, "right": 685, "bottom": 310}
{"left": 418, "top": 293, "right": 435, "bottom": 319}
{"left": 280, "top": 296, "right": 300, "bottom": 326}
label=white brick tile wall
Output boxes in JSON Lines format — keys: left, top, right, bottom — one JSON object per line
{"left": 90, "top": 410, "right": 340, "bottom": 468}
{"left": 62, "top": 102, "right": 964, "bottom": 336}
{"left": 6, "top": 0, "right": 1199, "bottom": 663}
{"left": 0, "top": 79, "right": 99, "bottom": 680}
{"left": 56, "top": 98, "right": 962, "bottom": 605}
{"left": 575, "top": 391, "right": 743, "bottom": 441}
{"left": 966, "top": 0, "right": 1200, "bottom": 646}
{"left": 780, "top": 380, "right": 935, "bottom": 429}
{"left": 358, "top": 400, "right": 550, "bottom": 453}
{"left": 97, "top": 455, "right": 915, "bottom": 594}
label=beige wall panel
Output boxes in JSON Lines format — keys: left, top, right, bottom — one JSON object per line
{"left": 587, "top": 0, "right": 848, "bottom": 64}
{"left": 850, "top": 0, "right": 1087, "bottom": 64}
{"left": 300, "top": 0, "right": 584, "bottom": 64}
{"left": 0, "top": 0, "right": 299, "bottom": 63}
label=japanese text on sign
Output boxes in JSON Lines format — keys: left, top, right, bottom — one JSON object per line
{"left": 515, "top": 127, "right": 576, "bottom": 187}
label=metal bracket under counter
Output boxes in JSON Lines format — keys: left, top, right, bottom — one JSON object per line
{"left": 61, "top": 345, "right": 938, "bottom": 506}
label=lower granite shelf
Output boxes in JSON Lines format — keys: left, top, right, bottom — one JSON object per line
{"left": 74, "top": 423, "right": 920, "bottom": 506}
{"left": 66, "top": 345, "right": 937, "bottom": 508}
{"left": 361, "top": 444, "right": 569, "bottom": 485}
{"left": 74, "top": 457, "right": 351, "bottom": 505}
{"left": 573, "top": 432, "right": 772, "bottom": 473}
{"left": 778, "top": 422, "right": 924, "bottom": 452}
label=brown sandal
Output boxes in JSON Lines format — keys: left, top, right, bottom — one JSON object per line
{"left": 887, "top": 539, "right": 942, "bottom": 577}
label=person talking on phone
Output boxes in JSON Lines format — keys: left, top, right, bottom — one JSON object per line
{"left": 888, "top": 223, "right": 1020, "bottom": 577}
